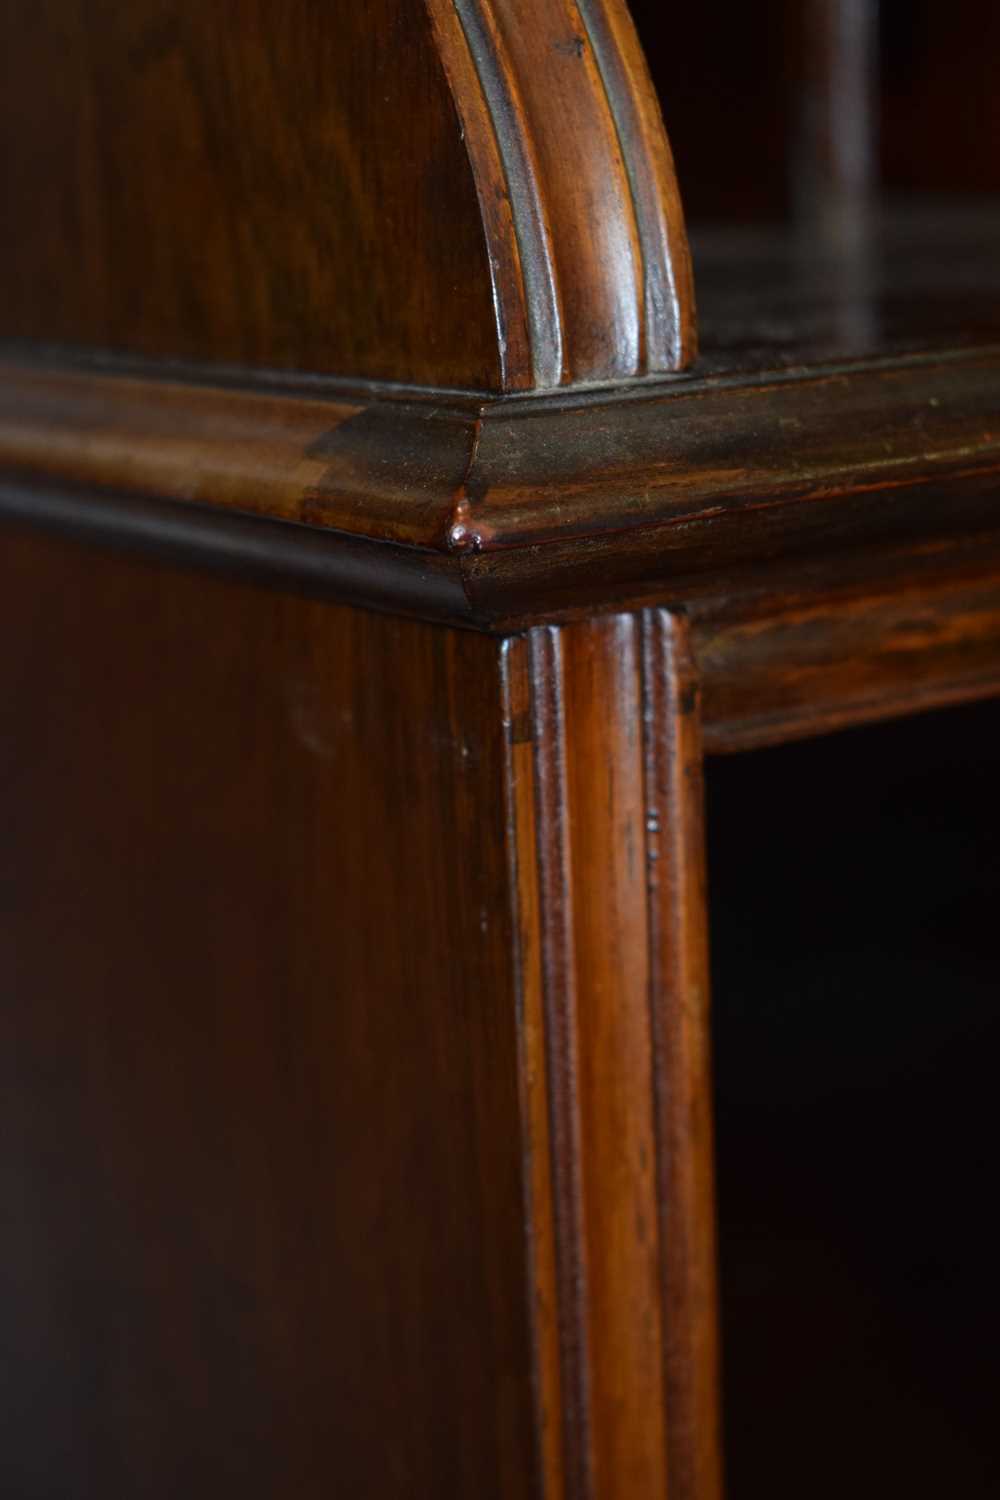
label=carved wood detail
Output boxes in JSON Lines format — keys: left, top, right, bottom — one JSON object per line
{"left": 0, "top": 0, "right": 694, "bottom": 391}
{"left": 503, "top": 610, "right": 721, "bottom": 1500}
{"left": 427, "top": 0, "right": 696, "bottom": 386}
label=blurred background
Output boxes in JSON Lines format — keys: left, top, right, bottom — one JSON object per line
{"left": 631, "top": 0, "right": 1000, "bottom": 372}
{"left": 708, "top": 698, "right": 1000, "bottom": 1498}
{"left": 632, "top": 0, "right": 1000, "bottom": 222}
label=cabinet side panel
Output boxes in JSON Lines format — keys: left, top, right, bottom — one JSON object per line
{"left": 0, "top": 0, "right": 503, "bottom": 388}
{"left": 0, "top": 521, "right": 535, "bottom": 1498}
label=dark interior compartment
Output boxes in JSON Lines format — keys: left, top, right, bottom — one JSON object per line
{"left": 629, "top": 0, "right": 1000, "bottom": 224}
{"left": 707, "top": 696, "right": 1000, "bottom": 1498}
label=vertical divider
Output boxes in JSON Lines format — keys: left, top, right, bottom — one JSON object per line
{"left": 503, "top": 610, "right": 722, "bottom": 1500}
{"left": 642, "top": 611, "right": 723, "bottom": 1500}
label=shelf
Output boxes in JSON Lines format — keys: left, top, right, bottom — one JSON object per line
{"left": 693, "top": 199, "right": 1000, "bottom": 375}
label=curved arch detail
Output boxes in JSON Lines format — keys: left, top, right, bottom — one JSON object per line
{"left": 426, "top": 0, "right": 696, "bottom": 390}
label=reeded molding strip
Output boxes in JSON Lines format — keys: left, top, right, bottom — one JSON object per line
{"left": 7, "top": 349, "right": 1000, "bottom": 563}
{"left": 449, "top": 0, "right": 565, "bottom": 389}
{"left": 422, "top": 0, "right": 538, "bottom": 389}
{"left": 575, "top": 0, "right": 696, "bottom": 373}
{"left": 504, "top": 612, "right": 720, "bottom": 1500}
{"left": 425, "top": 0, "right": 696, "bottom": 389}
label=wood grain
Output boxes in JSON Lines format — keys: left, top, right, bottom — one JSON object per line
{"left": 504, "top": 611, "right": 722, "bottom": 1500}
{"left": 0, "top": 0, "right": 694, "bottom": 390}
{"left": 0, "top": 526, "right": 726, "bottom": 1498}
{"left": 428, "top": 0, "right": 695, "bottom": 383}
{"left": 502, "top": 639, "right": 568, "bottom": 1500}
{"left": 0, "top": 0, "right": 507, "bottom": 390}
{"left": 7, "top": 8, "right": 1000, "bottom": 1495}
{"left": 642, "top": 613, "right": 721, "bottom": 1500}
{"left": 696, "top": 563, "right": 1000, "bottom": 753}
{"left": 5, "top": 343, "right": 1000, "bottom": 633}
{"left": 575, "top": 0, "right": 695, "bottom": 373}
{"left": 0, "top": 523, "right": 538, "bottom": 1498}
{"left": 0, "top": 362, "right": 471, "bottom": 547}
{"left": 9, "top": 340, "right": 1000, "bottom": 761}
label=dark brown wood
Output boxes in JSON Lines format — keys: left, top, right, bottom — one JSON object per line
{"left": 0, "top": 475, "right": 475, "bottom": 629}
{"left": 0, "top": 0, "right": 694, "bottom": 391}
{"left": 6, "top": 329, "right": 1000, "bottom": 635}
{"left": 696, "top": 560, "right": 1000, "bottom": 754}
{"left": 6, "top": 10, "right": 1000, "bottom": 1494}
{"left": 428, "top": 0, "right": 695, "bottom": 384}
{"left": 692, "top": 201, "right": 1000, "bottom": 371}
{"left": 503, "top": 611, "right": 722, "bottom": 1500}
{"left": 0, "top": 528, "right": 725, "bottom": 1499}
{"left": 0, "top": 361, "right": 476, "bottom": 547}
{"left": 0, "top": 0, "right": 502, "bottom": 390}
{"left": 642, "top": 614, "right": 721, "bottom": 1500}
{"left": 458, "top": 350, "right": 1000, "bottom": 557}
{"left": 0, "top": 523, "right": 538, "bottom": 1498}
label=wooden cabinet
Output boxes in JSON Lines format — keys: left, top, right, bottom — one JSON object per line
{"left": 1, "top": 3, "right": 998, "bottom": 1495}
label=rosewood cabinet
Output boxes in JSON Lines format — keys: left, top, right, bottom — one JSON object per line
{"left": 2, "top": 3, "right": 999, "bottom": 1496}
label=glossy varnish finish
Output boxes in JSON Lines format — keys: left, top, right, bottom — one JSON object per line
{"left": 0, "top": 0, "right": 694, "bottom": 389}
{"left": 0, "top": 521, "right": 723, "bottom": 1498}
{"left": 426, "top": 0, "right": 694, "bottom": 383}
{"left": 5, "top": 5, "right": 1000, "bottom": 1494}
{"left": 642, "top": 616, "right": 720, "bottom": 1500}
{"left": 5, "top": 338, "right": 1000, "bottom": 630}
{"left": 0, "top": 0, "right": 507, "bottom": 389}
{"left": 504, "top": 612, "right": 721, "bottom": 1500}
{"left": 0, "top": 524, "right": 536, "bottom": 1497}
{"left": 696, "top": 555, "right": 1000, "bottom": 752}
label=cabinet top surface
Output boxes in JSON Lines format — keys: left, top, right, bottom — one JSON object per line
{"left": 3, "top": 206, "right": 1000, "bottom": 630}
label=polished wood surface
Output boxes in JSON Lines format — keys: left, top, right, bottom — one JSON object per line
{"left": 0, "top": 0, "right": 502, "bottom": 389}
{"left": 4, "top": 5, "right": 1000, "bottom": 1495}
{"left": 427, "top": 0, "right": 694, "bottom": 384}
{"left": 0, "top": 0, "right": 693, "bottom": 390}
{"left": 7, "top": 317, "right": 1000, "bottom": 761}
{"left": 505, "top": 612, "right": 721, "bottom": 1500}
{"left": 6, "top": 231, "right": 1000, "bottom": 627}
{"left": 692, "top": 202, "right": 1000, "bottom": 371}
{"left": 696, "top": 554, "right": 1000, "bottom": 752}
{"left": 642, "top": 616, "right": 720, "bottom": 1500}
{"left": 0, "top": 521, "right": 725, "bottom": 1498}
{"left": 6, "top": 340, "right": 998, "bottom": 565}
{"left": 4, "top": 503, "right": 999, "bottom": 1500}
{"left": 7, "top": 357, "right": 1000, "bottom": 646}
{"left": 0, "top": 525, "right": 536, "bottom": 1497}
